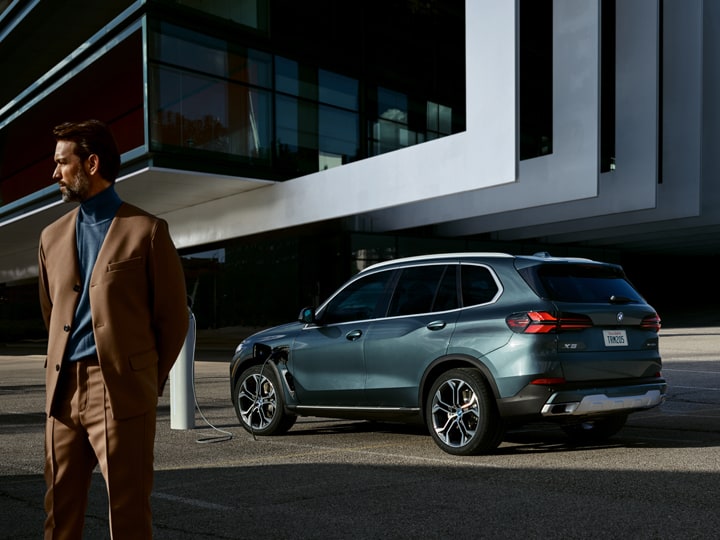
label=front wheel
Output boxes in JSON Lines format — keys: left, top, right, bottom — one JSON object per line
{"left": 561, "top": 414, "right": 627, "bottom": 443}
{"left": 426, "top": 368, "right": 504, "bottom": 455}
{"left": 233, "top": 365, "right": 296, "bottom": 436}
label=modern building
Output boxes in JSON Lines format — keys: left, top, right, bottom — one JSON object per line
{"left": 0, "top": 0, "right": 717, "bottom": 339}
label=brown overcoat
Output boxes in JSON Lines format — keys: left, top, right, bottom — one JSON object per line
{"left": 38, "top": 202, "right": 189, "bottom": 420}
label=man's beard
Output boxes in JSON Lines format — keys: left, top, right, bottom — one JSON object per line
{"left": 60, "top": 168, "right": 90, "bottom": 203}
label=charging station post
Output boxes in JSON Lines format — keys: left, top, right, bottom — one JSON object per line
{"left": 170, "top": 308, "right": 196, "bottom": 430}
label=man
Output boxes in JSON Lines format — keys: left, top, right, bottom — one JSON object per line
{"left": 38, "top": 119, "right": 189, "bottom": 539}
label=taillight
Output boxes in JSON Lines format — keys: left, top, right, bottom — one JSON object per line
{"left": 530, "top": 377, "right": 566, "bottom": 385}
{"left": 506, "top": 311, "right": 593, "bottom": 334}
{"left": 506, "top": 311, "right": 556, "bottom": 333}
{"left": 641, "top": 313, "right": 661, "bottom": 333}
{"left": 560, "top": 313, "right": 596, "bottom": 331}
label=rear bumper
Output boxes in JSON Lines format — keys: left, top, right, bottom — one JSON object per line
{"left": 540, "top": 383, "right": 667, "bottom": 417}
{"left": 497, "top": 380, "right": 667, "bottom": 421}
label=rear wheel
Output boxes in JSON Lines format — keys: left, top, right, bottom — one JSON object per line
{"left": 234, "top": 365, "right": 296, "bottom": 436}
{"left": 426, "top": 368, "right": 504, "bottom": 455}
{"left": 561, "top": 414, "right": 627, "bottom": 443}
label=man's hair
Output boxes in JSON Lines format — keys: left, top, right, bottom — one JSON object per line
{"left": 53, "top": 119, "right": 121, "bottom": 183}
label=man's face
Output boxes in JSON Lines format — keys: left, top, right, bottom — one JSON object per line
{"left": 53, "top": 140, "right": 91, "bottom": 203}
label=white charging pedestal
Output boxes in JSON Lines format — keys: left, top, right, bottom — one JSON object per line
{"left": 170, "top": 309, "right": 196, "bottom": 430}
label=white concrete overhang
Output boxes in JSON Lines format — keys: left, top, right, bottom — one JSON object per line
{"left": 0, "top": 168, "right": 270, "bottom": 283}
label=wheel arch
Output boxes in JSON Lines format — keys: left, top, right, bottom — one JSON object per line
{"left": 419, "top": 354, "right": 500, "bottom": 422}
{"left": 231, "top": 346, "right": 298, "bottom": 410}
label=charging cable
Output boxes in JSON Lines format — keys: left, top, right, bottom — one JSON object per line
{"left": 188, "top": 313, "right": 233, "bottom": 444}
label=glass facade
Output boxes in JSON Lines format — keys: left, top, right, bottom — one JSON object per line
{"left": 149, "top": 0, "right": 466, "bottom": 179}
{"left": 0, "top": 1, "right": 465, "bottom": 210}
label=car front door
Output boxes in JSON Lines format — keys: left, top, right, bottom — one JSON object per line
{"left": 289, "top": 269, "right": 395, "bottom": 406}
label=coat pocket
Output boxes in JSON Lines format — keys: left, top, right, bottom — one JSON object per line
{"left": 107, "top": 256, "right": 144, "bottom": 273}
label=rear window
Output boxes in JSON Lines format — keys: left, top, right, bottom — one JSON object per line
{"left": 518, "top": 263, "right": 644, "bottom": 303}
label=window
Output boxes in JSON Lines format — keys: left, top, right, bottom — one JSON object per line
{"left": 371, "top": 87, "right": 412, "bottom": 155}
{"left": 519, "top": 263, "right": 643, "bottom": 303}
{"left": 388, "top": 265, "right": 457, "bottom": 317}
{"left": 461, "top": 265, "right": 500, "bottom": 306}
{"left": 275, "top": 58, "right": 360, "bottom": 173}
{"left": 149, "top": 22, "right": 273, "bottom": 162}
{"left": 151, "top": 23, "right": 271, "bottom": 86}
{"left": 318, "top": 69, "right": 360, "bottom": 170}
{"left": 171, "top": 0, "right": 269, "bottom": 30}
{"left": 519, "top": 0, "right": 553, "bottom": 160}
{"left": 369, "top": 89, "right": 454, "bottom": 155}
{"left": 427, "top": 101, "right": 453, "bottom": 140}
{"left": 152, "top": 66, "right": 271, "bottom": 158}
{"left": 320, "top": 271, "right": 394, "bottom": 325}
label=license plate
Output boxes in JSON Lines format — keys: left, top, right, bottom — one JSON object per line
{"left": 603, "top": 330, "right": 628, "bottom": 347}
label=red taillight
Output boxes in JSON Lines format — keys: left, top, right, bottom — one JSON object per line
{"left": 530, "top": 377, "right": 566, "bottom": 385}
{"left": 506, "top": 311, "right": 557, "bottom": 333}
{"left": 641, "top": 313, "right": 661, "bottom": 333}
{"left": 506, "top": 311, "right": 593, "bottom": 334}
{"left": 559, "top": 313, "right": 595, "bottom": 331}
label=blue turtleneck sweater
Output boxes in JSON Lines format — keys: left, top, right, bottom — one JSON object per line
{"left": 66, "top": 186, "right": 123, "bottom": 362}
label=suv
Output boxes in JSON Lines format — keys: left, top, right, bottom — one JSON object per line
{"left": 229, "top": 253, "right": 666, "bottom": 455}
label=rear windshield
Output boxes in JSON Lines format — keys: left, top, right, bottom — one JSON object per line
{"left": 518, "top": 263, "right": 644, "bottom": 303}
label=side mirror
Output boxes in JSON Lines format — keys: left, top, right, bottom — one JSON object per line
{"left": 298, "top": 306, "right": 316, "bottom": 324}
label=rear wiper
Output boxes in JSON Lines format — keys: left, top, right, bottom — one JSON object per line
{"left": 609, "top": 295, "right": 633, "bottom": 304}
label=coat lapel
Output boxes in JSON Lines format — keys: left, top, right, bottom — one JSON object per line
{"left": 59, "top": 208, "right": 82, "bottom": 288}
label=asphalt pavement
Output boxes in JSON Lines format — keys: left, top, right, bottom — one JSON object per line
{"left": 2, "top": 320, "right": 720, "bottom": 539}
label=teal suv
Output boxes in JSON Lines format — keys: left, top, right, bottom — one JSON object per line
{"left": 229, "top": 253, "right": 666, "bottom": 455}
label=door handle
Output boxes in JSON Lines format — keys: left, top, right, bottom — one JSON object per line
{"left": 426, "top": 320, "right": 446, "bottom": 331}
{"left": 346, "top": 329, "right": 363, "bottom": 341}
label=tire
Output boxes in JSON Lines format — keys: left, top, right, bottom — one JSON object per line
{"left": 233, "top": 365, "right": 296, "bottom": 436}
{"left": 426, "top": 368, "right": 504, "bottom": 455}
{"left": 561, "top": 414, "right": 627, "bottom": 443}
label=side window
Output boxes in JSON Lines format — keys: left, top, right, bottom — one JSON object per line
{"left": 433, "top": 265, "right": 459, "bottom": 312}
{"left": 461, "top": 265, "right": 499, "bottom": 307}
{"left": 321, "top": 270, "right": 394, "bottom": 324}
{"left": 388, "top": 265, "right": 457, "bottom": 316}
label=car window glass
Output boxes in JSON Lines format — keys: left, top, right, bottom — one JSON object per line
{"left": 521, "top": 263, "right": 643, "bottom": 303}
{"left": 321, "top": 270, "right": 394, "bottom": 324}
{"left": 461, "top": 265, "right": 499, "bottom": 306}
{"left": 387, "top": 265, "right": 452, "bottom": 316}
{"left": 433, "top": 265, "right": 459, "bottom": 312}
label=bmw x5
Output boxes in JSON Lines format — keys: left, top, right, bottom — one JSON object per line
{"left": 229, "top": 253, "right": 666, "bottom": 455}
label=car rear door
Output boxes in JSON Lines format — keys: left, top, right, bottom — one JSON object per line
{"left": 363, "top": 264, "right": 460, "bottom": 406}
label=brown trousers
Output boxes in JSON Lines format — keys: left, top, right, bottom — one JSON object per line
{"left": 44, "top": 359, "right": 156, "bottom": 539}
